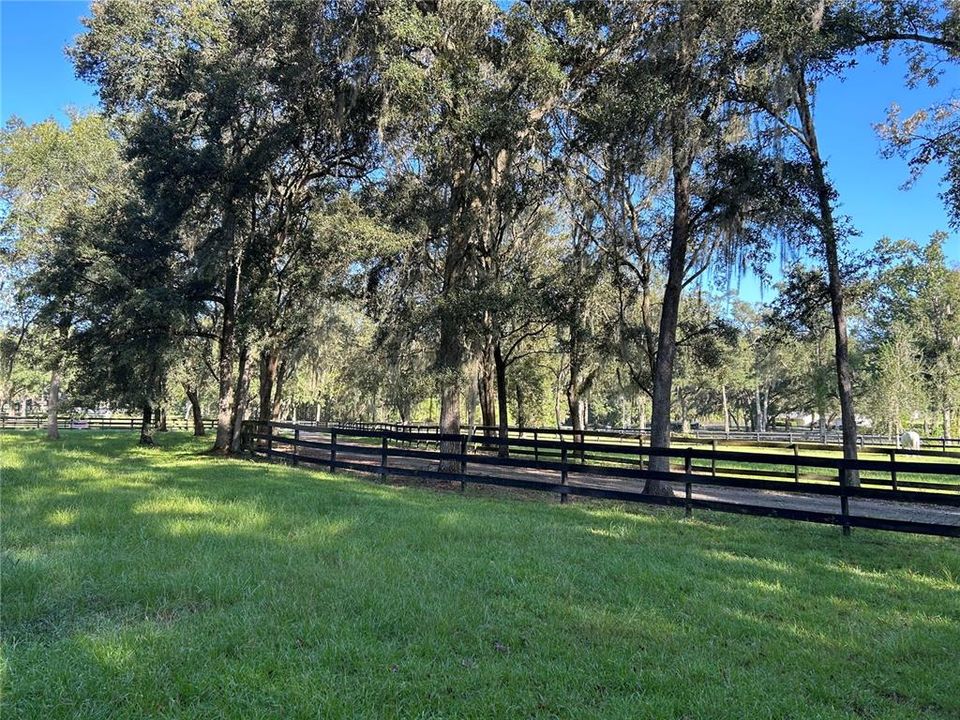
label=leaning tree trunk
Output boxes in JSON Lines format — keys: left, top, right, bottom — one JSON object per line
{"left": 494, "top": 340, "right": 510, "bottom": 458}
{"left": 647, "top": 134, "right": 692, "bottom": 495}
{"left": 794, "top": 68, "right": 859, "bottom": 486}
{"left": 185, "top": 385, "right": 205, "bottom": 436}
{"left": 46, "top": 366, "right": 60, "bottom": 441}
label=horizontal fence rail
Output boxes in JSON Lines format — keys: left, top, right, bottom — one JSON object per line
{"left": 244, "top": 420, "right": 960, "bottom": 539}
{"left": 0, "top": 415, "right": 217, "bottom": 431}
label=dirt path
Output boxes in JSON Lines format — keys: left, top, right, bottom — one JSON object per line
{"left": 278, "top": 433, "right": 960, "bottom": 529}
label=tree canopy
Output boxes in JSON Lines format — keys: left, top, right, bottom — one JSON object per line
{"left": 2, "top": 0, "right": 958, "bottom": 473}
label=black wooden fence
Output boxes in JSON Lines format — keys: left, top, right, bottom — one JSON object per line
{"left": 0, "top": 415, "right": 217, "bottom": 431}
{"left": 244, "top": 421, "right": 960, "bottom": 539}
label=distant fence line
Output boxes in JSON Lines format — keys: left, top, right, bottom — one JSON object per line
{"left": 5, "top": 414, "right": 958, "bottom": 456}
{"left": 244, "top": 420, "right": 960, "bottom": 539}
{"left": 0, "top": 415, "right": 217, "bottom": 431}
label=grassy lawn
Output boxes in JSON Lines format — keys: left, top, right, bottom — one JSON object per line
{"left": 2, "top": 432, "right": 959, "bottom": 719}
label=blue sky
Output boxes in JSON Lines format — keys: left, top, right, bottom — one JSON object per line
{"left": 2, "top": 0, "right": 957, "bottom": 302}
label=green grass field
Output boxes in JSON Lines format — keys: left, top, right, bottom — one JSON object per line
{"left": 3, "top": 432, "right": 959, "bottom": 719}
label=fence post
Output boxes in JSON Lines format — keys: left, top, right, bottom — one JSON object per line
{"left": 380, "top": 435, "right": 388, "bottom": 482}
{"left": 792, "top": 443, "right": 800, "bottom": 483}
{"left": 710, "top": 439, "right": 717, "bottom": 478}
{"left": 889, "top": 449, "right": 897, "bottom": 491}
{"left": 684, "top": 448, "right": 693, "bottom": 518}
{"left": 560, "top": 444, "right": 568, "bottom": 504}
{"left": 266, "top": 422, "right": 273, "bottom": 456}
{"left": 838, "top": 465, "right": 851, "bottom": 536}
{"left": 534, "top": 429, "right": 539, "bottom": 463}
{"left": 330, "top": 430, "right": 337, "bottom": 473}
{"left": 459, "top": 435, "right": 468, "bottom": 492}
{"left": 293, "top": 426, "right": 300, "bottom": 466}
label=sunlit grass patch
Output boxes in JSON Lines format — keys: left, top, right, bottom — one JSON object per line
{"left": 2, "top": 431, "right": 959, "bottom": 719}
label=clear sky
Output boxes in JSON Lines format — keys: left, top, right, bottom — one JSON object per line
{"left": 2, "top": 0, "right": 958, "bottom": 302}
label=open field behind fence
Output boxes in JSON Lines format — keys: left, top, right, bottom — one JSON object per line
{"left": 332, "top": 420, "right": 960, "bottom": 455}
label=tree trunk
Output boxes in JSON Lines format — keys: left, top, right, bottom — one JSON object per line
{"left": 494, "top": 340, "right": 510, "bottom": 458}
{"left": 567, "top": 364, "right": 586, "bottom": 444}
{"left": 817, "top": 394, "right": 827, "bottom": 442}
{"left": 647, "top": 132, "right": 692, "bottom": 494}
{"left": 214, "top": 208, "right": 241, "bottom": 452}
{"left": 554, "top": 368, "right": 563, "bottom": 429}
{"left": 466, "top": 364, "right": 478, "bottom": 431}
{"left": 794, "top": 68, "right": 859, "bottom": 486}
{"left": 567, "top": 390, "right": 586, "bottom": 461}
{"left": 754, "top": 382, "right": 763, "bottom": 432}
{"left": 272, "top": 359, "right": 286, "bottom": 421}
{"left": 259, "top": 346, "right": 280, "bottom": 422}
{"left": 46, "top": 366, "right": 60, "bottom": 440}
{"left": 437, "top": 311, "right": 463, "bottom": 472}
{"left": 478, "top": 339, "right": 497, "bottom": 444}
{"left": 139, "top": 402, "right": 153, "bottom": 445}
{"left": 46, "top": 321, "right": 69, "bottom": 441}
{"left": 230, "top": 344, "right": 251, "bottom": 453}
{"left": 722, "top": 384, "right": 730, "bottom": 434}
{"left": 185, "top": 385, "right": 205, "bottom": 436}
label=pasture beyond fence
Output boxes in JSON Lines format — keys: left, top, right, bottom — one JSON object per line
{"left": 245, "top": 421, "right": 960, "bottom": 539}
{"left": 333, "top": 420, "right": 960, "bottom": 454}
